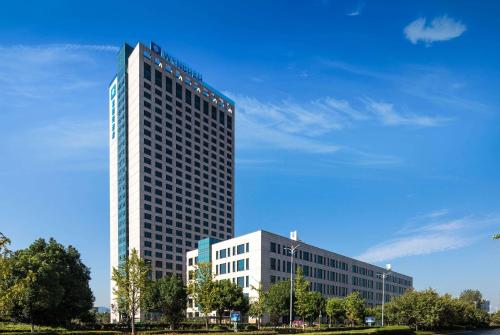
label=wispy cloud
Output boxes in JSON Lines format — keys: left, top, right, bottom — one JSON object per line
{"left": 358, "top": 211, "right": 500, "bottom": 262}
{"left": 228, "top": 92, "right": 448, "bottom": 165}
{"left": 346, "top": 2, "right": 365, "bottom": 16}
{"left": 232, "top": 94, "right": 342, "bottom": 154}
{"left": 404, "top": 15, "right": 466, "bottom": 45}
{"left": 366, "top": 99, "right": 451, "bottom": 127}
{"left": 0, "top": 43, "right": 115, "bottom": 172}
{"left": 358, "top": 234, "right": 470, "bottom": 263}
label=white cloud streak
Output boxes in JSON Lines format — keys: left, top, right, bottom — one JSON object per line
{"left": 358, "top": 212, "right": 500, "bottom": 262}
{"left": 366, "top": 100, "right": 450, "bottom": 127}
{"left": 358, "top": 234, "right": 470, "bottom": 263}
{"left": 404, "top": 16, "right": 467, "bottom": 45}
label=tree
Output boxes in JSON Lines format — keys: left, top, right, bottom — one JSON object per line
{"left": 211, "top": 279, "right": 246, "bottom": 324}
{"left": 343, "top": 291, "right": 365, "bottom": 326}
{"left": 248, "top": 283, "right": 266, "bottom": 329}
{"left": 266, "top": 280, "right": 292, "bottom": 325}
{"left": 493, "top": 234, "right": 500, "bottom": 240}
{"left": 326, "top": 298, "right": 345, "bottom": 326}
{"left": 0, "top": 233, "right": 21, "bottom": 320}
{"left": 144, "top": 274, "right": 187, "bottom": 329}
{"left": 187, "top": 262, "right": 218, "bottom": 329}
{"left": 112, "top": 248, "right": 150, "bottom": 335}
{"left": 5, "top": 238, "right": 94, "bottom": 331}
{"left": 294, "top": 267, "right": 311, "bottom": 325}
{"left": 0, "top": 232, "right": 11, "bottom": 254}
{"left": 385, "top": 288, "right": 489, "bottom": 331}
{"left": 307, "top": 291, "right": 325, "bottom": 324}
{"left": 459, "top": 289, "right": 483, "bottom": 308}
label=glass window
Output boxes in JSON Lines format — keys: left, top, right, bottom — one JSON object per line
{"left": 144, "top": 62, "right": 151, "bottom": 80}
{"left": 236, "top": 276, "right": 245, "bottom": 288}
{"left": 237, "top": 244, "right": 245, "bottom": 254}
{"left": 165, "top": 76, "right": 172, "bottom": 93}
{"left": 237, "top": 259, "right": 245, "bottom": 271}
{"left": 176, "top": 83, "right": 182, "bottom": 99}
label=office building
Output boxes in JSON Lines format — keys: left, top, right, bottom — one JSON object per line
{"left": 186, "top": 230, "right": 413, "bottom": 321}
{"left": 109, "top": 42, "right": 235, "bottom": 319}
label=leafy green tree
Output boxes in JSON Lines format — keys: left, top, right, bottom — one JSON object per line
{"left": 326, "top": 297, "right": 345, "bottom": 326}
{"left": 213, "top": 279, "right": 247, "bottom": 324}
{"left": 493, "top": 234, "right": 500, "bottom": 240}
{"left": 248, "top": 283, "right": 266, "bottom": 329}
{"left": 459, "top": 289, "right": 483, "bottom": 308}
{"left": 112, "top": 248, "right": 150, "bottom": 335}
{"left": 187, "top": 262, "right": 217, "bottom": 329}
{"left": 144, "top": 274, "right": 187, "bottom": 329}
{"left": 265, "top": 280, "right": 291, "bottom": 325}
{"left": 5, "top": 238, "right": 94, "bottom": 331}
{"left": 294, "top": 267, "right": 311, "bottom": 324}
{"left": 343, "top": 291, "right": 365, "bottom": 326}
{"left": 385, "top": 288, "right": 489, "bottom": 330}
{"left": 307, "top": 291, "right": 325, "bottom": 323}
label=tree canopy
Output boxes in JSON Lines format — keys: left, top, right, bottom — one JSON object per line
{"left": 1, "top": 238, "right": 94, "bottom": 330}
{"left": 144, "top": 274, "right": 187, "bottom": 329}
{"left": 112, "top": 248, "right": 150, "bottom": 335}
{"left": 265, "top": 280, "right": 291, "bottom": 325}
{"left": 385, "top": 288, "right": 490, "bottom": 330}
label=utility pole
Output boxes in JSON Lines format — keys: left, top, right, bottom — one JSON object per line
{"left": 377, "top": 264, "right": 392, "bottom": 327}
{"left": 284, "top": 244, "right": 300, "bottom": 328}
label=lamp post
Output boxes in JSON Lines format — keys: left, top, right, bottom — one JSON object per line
{"left": 284, "top": 244, "right": 300, "bottom": 328}
{"left": 376, "top": 264, "right": 392, "bottom": 327}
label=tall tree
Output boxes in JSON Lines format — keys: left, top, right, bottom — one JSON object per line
{"left": 325, "top": 297, "right": 345, "bottom": 326}
{"left": 493, "top": 234, "right": 500, "bottom": 240}
{"left": 248, "top": 283, "right": 266, "bottom": 329}
{"left": 112, "top": 248, "right": 150, "bottom": 335}
{"left": 307, "top": 291, "right": 325, "bottom": 323}
{"left": 187, "top": 262, "right": 217, "bottom": 329}
{"left": 294, "top": 267, "right": 310, "bottom": 325}
{"left": 144, "top": 274, "right": 187, "bottom": 329}
{"left": 265, "top": 280, "right": 291, "bottom": 325}
{"left": 5, "top": 238, "right": 94, "bottom": 331}
{"left": 343, "top": 291, "right": 365, "bottom": 326}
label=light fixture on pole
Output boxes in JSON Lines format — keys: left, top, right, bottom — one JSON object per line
{"left": 284, "top": 243, "right": 300, "bottom": 328}
{"left": 376, "top": 264, "right": 392, "bottom": 327}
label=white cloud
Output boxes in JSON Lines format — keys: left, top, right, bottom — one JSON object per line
{"left": 366, "top": 99, "right": 450, "bottom": 127}
{"left": 358, "top": 212, "right": 500, "bottom": 262}
{"left": 404, "top": 16, "right": 466, "bottom": 45}
{"left": 358, "top": 234, "right": 470, "bottom": 263}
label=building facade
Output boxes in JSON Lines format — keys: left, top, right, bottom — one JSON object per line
{"left": 109, "top": 42, "right": 235, "bottom": 319}
{"left": 186, "top": 230, "right": 413, "bottom": 320}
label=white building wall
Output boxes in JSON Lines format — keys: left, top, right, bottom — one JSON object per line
{"left": 127, "top": 45, "right": 142, "bottom": 257}
{"left": 186, "top": 230, "right": 413, "bottom": 322}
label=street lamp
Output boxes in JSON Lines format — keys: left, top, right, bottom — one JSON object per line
{"left": 376, "top": 264, "right": 392, "bottom": 327}
{"left": 284, "top": 244, "right": 300, "bottom": 328}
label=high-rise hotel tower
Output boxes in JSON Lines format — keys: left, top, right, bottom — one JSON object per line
{"left": 109, "top": 42, "right": 235, "bottom": 314}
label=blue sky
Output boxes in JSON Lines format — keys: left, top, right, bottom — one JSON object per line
{"left": 1, "top": 0, "right": 499, "bottom": 309}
